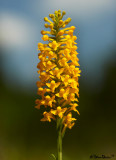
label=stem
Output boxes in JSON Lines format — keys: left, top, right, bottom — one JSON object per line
{"left": 57, "top": 119, "right": 62, "bottom": 160}
{"left": 55, "top": 15, "right": 62, "bottom": 160}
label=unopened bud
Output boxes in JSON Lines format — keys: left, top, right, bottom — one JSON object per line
{"left": 58, "top": 12, "right": 61, "bottom": 17}
{"left": 59, "top": 20, "right": 63, "bottom": 25}
{"left": 65, "top": 18, "right": 71, "bottom": 25}
{"left": 67, "top": 18, "right": 71, "bottom": 22}
{"left": 44, "top": 23, "right": 49, "bottom": 28}
{"left": 62, "top": 11, "right": 66, "bottom": 16}
{"left": 70, "top": 26, "right": 76, "bottom": 30}
{"left": 49, "top": 24, "right": 54, "bottom": 29}
{"left": 49, "top": 14, "right": 54, "bottom": 18}
{"left": 54, "top": 11, "right": 58, "bottom": 15}
{"left": 42, "top": 35, "right": 49, "bottom": 41}
{"left": 44, "top": 17, "right": 48, "bottom": 22}
{"left": 41, "top": 30, "right": 46, "bottom": 35}
{"left": 58, "top": 30, "right": 64, "bottom": 36}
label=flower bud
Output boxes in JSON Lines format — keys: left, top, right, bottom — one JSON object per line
{"left": 44, "top": 23, "right": 49, "bottom": 28}
{"left": 70, "top": 26, "right": 76, "bottom": 30}
{"left": 58, "top": 30, "right": 64, "bottom": 36}
{"left": 49, "top": 24, "right": 54, "bottom": 29}
{"left": 42, "top": 35, "right": 49, "bottom": 41}
{"left": 59, "top": 20, "right": 63, "bottom": 25}
{"left": 49, "top": 14, "right": 54, "bottom": 18}
{"left": 62, "top": 11, "right": 66, "bottom": 16}
{"left": 44, "top": 17, "right": 48, "bottom": 22}
{"left": 54, "top": 11, "right": 58, "bottom": 15}
{"left": 41, "top": 30, "right": 46, "bottom": 35}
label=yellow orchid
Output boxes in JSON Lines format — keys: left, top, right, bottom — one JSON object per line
{"left": 51, "top": 106, "right": 67, "bottom": 118}
{"left": 59, "top": 57, "right": 68, "bottom": 67}
{"left": 35, "top": 99, "right": 47, "bottom": 109}
{"left": 68, "top": 79, "right": 78, "bottom": 89}
{"left": 48, "top": 51, "right": 57, "bottom": 60}
{"left": 43, "top": 60, "right": 56, "bottom": 71}
{"left": 55, "top": 88, "right": 69, "bottom": 100}
{"left": 70, "top": 103, "right": 80, "bottom": 115}
{"left": 61, "top": 75, "right": 70, "bottom": 86}
{"left": 45, "top": 95, "right": 56, "bottom": 107}
{"left": 63, "top": 112, "right": 76, "bottom": 129}
{"left": 39, "top": 72, "right": 50, "bottom": 82}
{"left": 41, "top": 111, "right": 55, "bottom": 122}
{"left": 49, "top": 41, "right": 59, "bottom": 51}
{"left": 46, "top": 80, "right": 60, "bottom": 92}
{"left": 50, "top": 68, "right": 64, "bottom": 79}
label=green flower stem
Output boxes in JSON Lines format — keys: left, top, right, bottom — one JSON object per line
{"left": 57, "top": 119, "right": 62, "bottom": 160}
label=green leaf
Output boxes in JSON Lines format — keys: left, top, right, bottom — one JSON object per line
{"left": 50, "top": 154, "right": 56, "bottom": 160}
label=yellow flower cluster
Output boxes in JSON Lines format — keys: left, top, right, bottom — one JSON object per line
{"left": 36, "top": 10, "right": 81, "bottom": 130}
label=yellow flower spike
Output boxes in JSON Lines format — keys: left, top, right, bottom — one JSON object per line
{"left": 36, "top": 10, "right": 81, "bottom": 160}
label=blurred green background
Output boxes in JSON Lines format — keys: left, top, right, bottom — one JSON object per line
{"left": 0, "top": 0, "right": 116, "bottom": 159}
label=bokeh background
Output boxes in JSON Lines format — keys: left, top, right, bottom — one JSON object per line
{"left": 0, "top": 0, "right": 116, "bottom": 160}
